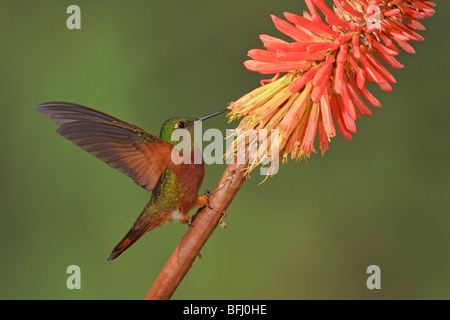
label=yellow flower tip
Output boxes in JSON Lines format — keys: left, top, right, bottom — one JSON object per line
{"left": 282, "top": 153, "right": 289, "bottom": 165}
{"left": 226, "top": 109, "right": 246, "bottom": 123}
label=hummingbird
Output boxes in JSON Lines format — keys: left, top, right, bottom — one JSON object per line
{"left": 35, "top": 102, "right": 226, "bottom": 260}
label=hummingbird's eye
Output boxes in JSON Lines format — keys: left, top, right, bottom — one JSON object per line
{"left": 177, "top": 121, "right": 186, "bottom": 129}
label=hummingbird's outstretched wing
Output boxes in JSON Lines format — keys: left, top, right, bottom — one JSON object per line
{"left": 35, "top": 101, "right": 174, "bottom": 191}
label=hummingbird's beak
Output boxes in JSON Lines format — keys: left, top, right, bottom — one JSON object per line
{"left": 196, "top": 109, "right": 228, "bottom": 122}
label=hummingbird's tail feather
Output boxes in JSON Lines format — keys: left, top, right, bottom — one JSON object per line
{"left": 107, "top": 226, "right": 149, "bottom": 261}
{"left": 108, "top": 209, "right": 167, "bottom": 261}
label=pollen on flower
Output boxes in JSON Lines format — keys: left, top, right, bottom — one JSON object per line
{"left": 227, "top": 0, "right": 435, "bottom": 176}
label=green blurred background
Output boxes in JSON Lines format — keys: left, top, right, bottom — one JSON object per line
{"left": 0, "top": 0, "right": 448, "bottom": 300}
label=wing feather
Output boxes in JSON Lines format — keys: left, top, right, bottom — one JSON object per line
{"left": 35, "top": 102, "right": 173, "bottom": 191}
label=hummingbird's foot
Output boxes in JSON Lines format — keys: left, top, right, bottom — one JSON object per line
{"left": 196, "top": 191, "right": 212, "bottom": 209}
{"left": 204, "top": 190, "right": 213, "bottom": 209}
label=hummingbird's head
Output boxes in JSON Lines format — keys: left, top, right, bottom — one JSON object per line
{"left": 159, "top": 109, "right": 227, "bottom": 146}
{"left": 160, "top": 117, "right": 197, "bottom": 146}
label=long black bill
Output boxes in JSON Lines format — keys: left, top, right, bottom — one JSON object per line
{"left": 196, "top": 109, "right": 228, "bottom": 122}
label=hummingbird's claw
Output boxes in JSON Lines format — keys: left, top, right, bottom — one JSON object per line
{"left": 196, "top": 192, "right": 212, "bottom": 209}
{"left": 204, "top": 190, "right": 213, "bottom": 209}
{"left": 188, "top": 210, "right": 201, "bottom": 227}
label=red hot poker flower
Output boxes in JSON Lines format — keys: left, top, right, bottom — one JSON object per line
{"left": 228, "top": 0, "right": 435, "bottom": 173}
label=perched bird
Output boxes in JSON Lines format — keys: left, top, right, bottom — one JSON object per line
{"left": 35, "top": 102, "right": 226, "bottom": 260}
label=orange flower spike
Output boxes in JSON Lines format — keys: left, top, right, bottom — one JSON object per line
{"left": 334, "top": 63, "right": 345, "bottom": 96}
{"left": 279, "top": 82, "right": 313, "bottom": 135}
{"left": 334, "top": 0, "right": 364, "bottom": 19}
{"left": 257, "top": 89, "right": 292, "bottom": 121}
{"left": 381, "top": 23, "right": 410, "bottom": 42}
{"left": 399, "top": 1, "right": 435, "bottom": 19}
{"left": 346, "top": 77, "right": 373, "bottom": 116}
{"left": 304, "top": 0, "right": 322, "bottom": 23}
{"left": 368, "top": 34, "right": 399, "bottom": 57}
{"left": 390, "top": 19, "right": 425, "bottom": 41}
{"left": 317, "top": 114, "right": 330, "bottom": 155}
{"left": 358, "top": 82, "right": 382, "bottom": 108}
{"left": 271, "top": 15, "right": 314, "bottom": 42}
{"left": 334, "top": 44, "right": 349, "bottom": 95}
{"left": 328, "top": 87, "right": 353, "bottom": 140}
{"left": 375, "top": 49, "right": 404, "bottom": 70}
{"left": 311, "top": 55, "right": 335, "bottom": 103}
{"left": 361, "top": 47, "right": 397, "bottom": 84}
{"left": 339, "top": 82, "right": 359, "bottom": 122}
{"left": 407, "top": 19, "right": 426, "bottom": 31}
{"left": 358, "top": 45, "right": 393, "bottom": 92}
{"left": 319, "top": 88, "right": 336, "bottom": 138}
{"left": 337, "top": 97, "right": 358, "bottom": 134}
{"left": 301, "top": 102, "right": 321, "bottom": 157}
{"left": 289, "top": 65, "right": 320, "bottom": 93}
{"left": 244, "top": 60, "right": 312, "bottom": 75}
{"left": 347, "top": 53, "right": 366, "bottom": 89}
{"left": 226, "top": 0, "right": 436, "bottom": 175}
{"left": 393, "top": 38, "right": 417, "bottom": 54}
{"left": 259, "top": 34, "right": 289, "bottom": 51}
{"left": 314, "top": 0, "right": 352, "bottom": 28}
{"left": 383, "top": 8, "right": 401, "bottom": 17}
{"left": 283, "top": 12, "right": 339, "bottom": 38}
{"left": 351, "top": 34, "right": 362, "bottom": 60}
